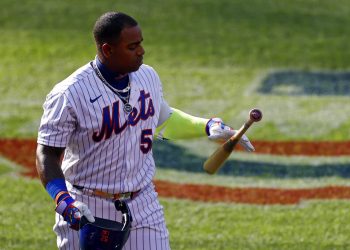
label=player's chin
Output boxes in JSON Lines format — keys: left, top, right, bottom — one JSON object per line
{"left": 137, "top": 57, "right": 143, "bottom": 67}
{"left": 131, "top": 60, "right": 143, "bottom": 72}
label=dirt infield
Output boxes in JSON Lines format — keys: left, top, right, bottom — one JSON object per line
{"left": 1, "top": 138, "right": 350, "bottom": 205}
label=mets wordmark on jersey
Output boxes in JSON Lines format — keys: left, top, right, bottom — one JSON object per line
{"left": 38, "top": 62, "right": 163, "bottom": 194}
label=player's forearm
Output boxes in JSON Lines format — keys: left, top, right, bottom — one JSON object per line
{"left": 36, "top": 144, "right": 94, "bottom": 230}
{"left": 36, "top": 144, "right": 65, "bottom": 187}
{"left": 155, "top": 108, "right": 209, "bottom": 140}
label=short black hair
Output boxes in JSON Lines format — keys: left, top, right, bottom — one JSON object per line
{"left": 93, "top": 12, "right": 138, "bottom": 47}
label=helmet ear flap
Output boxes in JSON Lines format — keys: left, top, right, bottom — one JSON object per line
{"left": 79, "top": 201, "right": 133, "bottom": 250}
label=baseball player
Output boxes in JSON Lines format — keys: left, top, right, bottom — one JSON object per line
{"left": 36, "top": 12, "right": 254, "bottom": 250}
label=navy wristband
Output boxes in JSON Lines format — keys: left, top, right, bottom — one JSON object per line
{"left": 46, "top": 178, "right": 68, "bottom": 200}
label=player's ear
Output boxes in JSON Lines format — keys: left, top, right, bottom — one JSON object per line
{"left": 101, "top": 43, "right": 113, "bottom": 58}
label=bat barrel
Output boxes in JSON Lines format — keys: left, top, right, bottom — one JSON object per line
{"left": 203, "top": 147, "right": 231, "bottom": 174}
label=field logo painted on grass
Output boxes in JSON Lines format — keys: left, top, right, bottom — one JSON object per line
{"left": 258, "top": 71, "right": 350, "bottom": 96}
{"left": 1, "top": 138, "right": 350, "bottom": 205}
{"left": 153, "top": 141, "right": 350, "bottom": 178}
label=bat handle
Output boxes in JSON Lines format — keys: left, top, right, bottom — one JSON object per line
{"left": 224, "top": 107, "right": 262, "bottom": 151}
{"left": 223, "top": 119, "right": 253, "bottom": 152}
{"left": 203, "top": 108, "right": 262, "bottom": 175}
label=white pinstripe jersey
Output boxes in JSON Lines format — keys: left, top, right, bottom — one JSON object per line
{"left": 37, "top": 60, "right": 164, "bottom": 194}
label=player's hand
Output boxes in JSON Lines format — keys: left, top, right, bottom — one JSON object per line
{"left": 55, "top": 196, "right": 95, "bottom": 230}
{"left": 206, "top": 118, "right": 255, "bottom": 152}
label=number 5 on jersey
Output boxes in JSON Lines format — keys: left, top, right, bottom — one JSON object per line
{"left": 141, "top": 129, "right": 153, "bottom": 153}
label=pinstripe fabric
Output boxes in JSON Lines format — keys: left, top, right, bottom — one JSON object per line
{"left": 54, "top": 183, "right": 170, "bottom": 250}
{"left": 38, "top": 60, "right": 170, "bottom": 249}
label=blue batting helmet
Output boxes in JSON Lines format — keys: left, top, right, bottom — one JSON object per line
{"left": 79, "top": 200, "right": 132, "bottom": 250}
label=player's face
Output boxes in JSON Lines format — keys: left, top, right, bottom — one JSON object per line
{"left": 107, "top": 25, "right": 145, "bottom": 74}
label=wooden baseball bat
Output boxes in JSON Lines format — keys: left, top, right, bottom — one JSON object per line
{"left": 203, "top": 108, "right": 262, "bottom": 175}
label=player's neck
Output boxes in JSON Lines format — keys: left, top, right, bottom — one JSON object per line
{"left": 96, "top": 56, "right": 127, "bottom": 81}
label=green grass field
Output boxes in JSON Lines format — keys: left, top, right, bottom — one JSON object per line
{"left": 1, "top": 0, "right": 350, "bottom": 249}
{"left": 1, "top": 176, "right": 350, "bottom": 250}
{"left": 1, "top": 0, "right": 350, "bottom": 140}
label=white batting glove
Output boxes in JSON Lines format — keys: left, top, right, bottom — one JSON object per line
{"left": 206, "top": 118, "right": 255, "bottom": 152}
{"left": 73, "top": 201, "right": 95, "bottom": 222}
{"left": 56, "top": 196, "right": 95, "bottom": 230}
